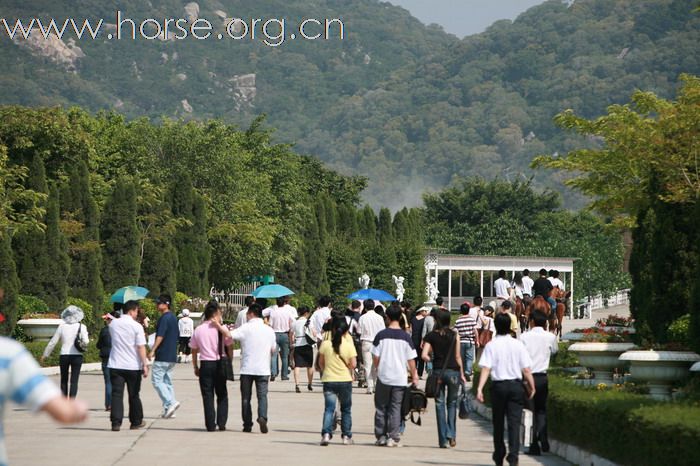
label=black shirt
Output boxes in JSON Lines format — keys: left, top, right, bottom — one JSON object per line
{"left": 424, "top": 330, "right": 459, "bottom": 371}
{"left": 533, "top": 277, "right": 553, "bottom": 298}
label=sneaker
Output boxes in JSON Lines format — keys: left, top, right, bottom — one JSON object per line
{"left": 130, "top": 421, "right": 146, "bottom": 430}
{"left": 164, "top": 401, "right": 181, "bottom": 419}
{"left": 386, "top": 438, "right": 402, "bottom": 448}
{"left": 366, "top": 388, "right": 373, "bottom": 395}
{"left": 257, "top": 417, "right": 268, "bottom": 434}
{"left": 111, "top": 424, "right": 120, "bottom": 432}
{"left": 449, "top": 438, "right": 456, "bottom": 448}
{"left": 375, "top": 436, "right": 387, "bottom": 447}
{"left": 320, "top": 433, "right": 331, "bottom": 446}
{"left": 342, "top": 436, "right": 354, "bottom": 445}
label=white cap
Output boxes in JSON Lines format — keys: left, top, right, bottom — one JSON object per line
{"left": 182, "top": 309, "right": 190, "bottom": 317}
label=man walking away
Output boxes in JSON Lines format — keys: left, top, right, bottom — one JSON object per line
{"left": 494, "top": 270, "right": 511, "bottom": 311}
{"left": 149, "top": 294, "right": 180, "bottom": 419}
{"left": 108, "top": 300, "right": 150, "bottom": 431}
{"left": 264, "top": 296, "right": 296, "bottom": 381}
{"left": 522, "top": 270, "right": 534, "bottom": 298}
{"left": 97, "top": 313, "right": 114, "bottom": 411}
{"left": 310, "top": 296, "right": 333, "bottom": 342}
{"left": 178, "top": 309, "right": 194, "bottom": 363}
{"left": 235, "top": 296, "right": 255, "bottom": 329}
{"left": 217, "top": 303, "right": 276, "bottom": 433}
{"left": 476, "top": 313, "right": 535, "bottom": 466}
{"left": 455, "top": 303, "right": 478, "bottom": 381}
{"left": 520, "top": 311, "right": 558, "bottom": 455}
{"left": 371, "top": 304, "right": 419, "bottom": 447}
{"left": 533, "top": 269, "right": 556, "bottom": 315}
{"left": 358, "top": 299, "right": 385, "bottom": 394}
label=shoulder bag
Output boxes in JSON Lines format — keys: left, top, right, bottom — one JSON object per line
{"left": 73, "top": 323, "right": 87, "bottom": 353}
{"left": 304, "top": 318, "right": 316, "bottom": 346}
{"left": 217, "top": 329, "right": 235, "bottom": 381}
{"left": 424, "top": 332, "right": 456, "bottom": 398}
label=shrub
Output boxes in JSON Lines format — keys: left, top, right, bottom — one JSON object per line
{"left": 551, "top": 342, "right": 579, "bottom": 368}
{"left": 66, "top": 297, "right": 95, "bottom": 330}
{"left": 24, "top": 339, "right": 101, "bottom": 367}
{"left": 173, "top": 291, "right": 191, "bottom": 313}
{"left": 667, "top": 314, "right": 691, "bottom": 346}
{"left": 17, "top": 295, "right": 51, "bottom": 318}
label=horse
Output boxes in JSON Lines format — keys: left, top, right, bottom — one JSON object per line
{"left": 514, "top": 296, "right": 531, "bottom": 334}
{"left": 524, "top": 296, "right": 557, "bottom": 334}
{"left": 551, "top": 288, "right": 571, "bottom": 338}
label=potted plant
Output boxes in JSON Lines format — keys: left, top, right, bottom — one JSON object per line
{"left": 568, "top": 327, "right": 636, "bottom": 386}
{"left": 595, "top": 314, "right": 636, "bottom": 334}
{"left": 15, "top": 295, "right": 62, "bottom": 341}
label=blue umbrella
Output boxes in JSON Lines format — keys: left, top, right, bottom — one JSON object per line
{"left": 252, "top": 284, "right": 295, "bottom": 299}
{"left": 110, "top": 286, "right": 150, "bottom": 303}
{"left": 347, "top": 288, "right": 396, "bottom": 302}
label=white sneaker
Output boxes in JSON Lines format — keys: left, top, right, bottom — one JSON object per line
{"left": 386, "top": 438, "right": 402, "bottom": 448}
{"left": 375, "top": 436, "right": 387, "bottom": 447}
{"left": 164, "top": 401, "right": 180, "bottom": 419}
{"left": 320, "top": 433, "right": 331, "bottom": 446}
{"left": 366, "top": 388, "right": 373, "bottom": 395}
{"left": 342, "top": 435, "right": 354, "bottom": 445}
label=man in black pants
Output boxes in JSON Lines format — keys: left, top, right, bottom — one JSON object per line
{"left": 108, "top": 300, "right": 150, "bottom": 431}
{"left": 520, "top": 311, "right": 558, "bottom": 455}
{"left": 476, "top": 313, "right": 535, "bottom": 466}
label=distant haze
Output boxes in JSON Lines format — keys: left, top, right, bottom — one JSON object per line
{"left": 387, "top": 0, "right": 545, "bottom": 37}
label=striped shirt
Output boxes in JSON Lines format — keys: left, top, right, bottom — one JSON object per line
{"left": 454, "top": 315, "right": 478, "bottom": 344}
{"left": 0, "top": 337, "right": 61, "bottom": 465}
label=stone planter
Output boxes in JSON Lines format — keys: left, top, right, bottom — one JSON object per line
{"left": 568, "top": 342, "right": 637, "bottom": 386}
{"left": 189, "top": 312, "right": 203, "bottom": 327}
{"left": 690, "top": 361, "right": 700, "bottom": 373}
{"left": 17, "top": 318, "right": 63, "bottom": 341}
{"left": 619, "top": 350, "right": 700, "bottom": 400}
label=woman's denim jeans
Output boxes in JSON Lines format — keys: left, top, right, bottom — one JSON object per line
{"left": 435, "top": 369, "right": 460, "bottom": 446}
{"left": 322, "top": 381, "right": 353, "bottom": 438}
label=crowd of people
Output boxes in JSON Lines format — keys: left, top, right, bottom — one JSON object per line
{"left": 0, "top": 267, "right": 567, "bottom": 465}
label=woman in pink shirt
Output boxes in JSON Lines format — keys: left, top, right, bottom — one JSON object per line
{"left": 190, "top": 300, "right": 233, "bottom": 431}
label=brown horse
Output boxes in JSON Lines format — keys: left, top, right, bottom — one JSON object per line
{"left": 514, "top": 296, "right": 532, "bottom": 333}
{"left": 551, "top": 288, "right": 571, "bottom": 338}
{"left": 524, "top": 296, "right": 557, "bottom": 334}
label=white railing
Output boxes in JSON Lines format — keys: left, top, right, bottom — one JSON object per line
{"left": 576, "top": 289, "right": 630, "bottom": 318}
{"left": 209, "top": 283, "right": 260, "bottom": 307}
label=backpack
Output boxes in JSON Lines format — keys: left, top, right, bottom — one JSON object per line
{"left": 401, "top": 385, "right": 428, "bottom": 426}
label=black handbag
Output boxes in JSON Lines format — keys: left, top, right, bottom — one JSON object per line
{"left": 424, "top": 332, "right": 456, "bottom": 398}
{"left": 73, "top": 323, "right": 87, "bottom": 353}
{"left": 217, "top": 330, "right": 234, "bottom": 381}
{"left": 304, "top": 318, "right": 316, "bottom": 346}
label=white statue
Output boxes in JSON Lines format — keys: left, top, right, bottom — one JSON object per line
{"left": 427, "top": 276, "right": 439, "bottom": 304}
{"left": 392, "top": 275, "right": 405, "bottom": 302}
{"left": 359, "top": 273, "right": 370, "bottom": 290}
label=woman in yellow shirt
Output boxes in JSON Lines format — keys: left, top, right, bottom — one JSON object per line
{"left": 318, "top": 316, "right": 357, "bottom": 446}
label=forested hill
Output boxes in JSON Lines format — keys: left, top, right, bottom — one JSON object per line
{"left": 1, "top": 0, "right": 698, "bottom": 206}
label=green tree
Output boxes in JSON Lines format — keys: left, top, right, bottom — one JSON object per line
{"left": 100, "top": 178, "right": 140, "bottom": 292}
{"left": 43, "top": 185, "right": 69, "bottom": 311}
{"left": 0, "top": 233, "right": 20, "bottom": 335}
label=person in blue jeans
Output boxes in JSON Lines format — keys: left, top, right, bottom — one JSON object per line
{"left": 422, "top": 310, "right": 468, "bottom": 448}
{"left": 317, "top": 316, "right": 357, "bottom": 446}
{"left": 149, "top": 294, "right": 181, "bottom": 419}
{"left": 97, "top": 312, "right": 115, "bottom": 410}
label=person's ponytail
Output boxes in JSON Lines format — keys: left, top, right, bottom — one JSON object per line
{"left": 332, "top": 317, "right": 349, "bottom": 354}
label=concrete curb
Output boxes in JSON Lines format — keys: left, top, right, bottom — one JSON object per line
{"left": 470, "top": 400, "right": 620, "bottom": 466}
{"left": 39, "top": 350, "right": 242, "bottom": 376}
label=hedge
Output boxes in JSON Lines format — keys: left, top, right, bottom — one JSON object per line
{"left": 547, "top": 376, "right": 700, "bottom": 466}
{"left": 24, "top": 340, "right": 101, "bottom": 367}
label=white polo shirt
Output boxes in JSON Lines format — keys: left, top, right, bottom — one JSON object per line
{"left": 108, "top": 314, "right": 147, "bottom": 371}
{"left": 522, "top": 276, "right": 534, "bottom": 295}
{"left": 234, "top": 307, "right": 249, "bottom": 328}
{"left": 548, "top": 277, "right": 565, "bottom": 289}
{"left": 494, "top": 278, "right": 510, "bottom": 299}
{"left": 231, "top": 318, "right": 276, "bottom": 376}
{"left": 263, "top": 305, "right": 297, "bottom": 332}
{"left": 479, "top": 334, "right": 532, "bottom": 381}
{"left": 310, "top": 307, "right": 332, "bottom": 339}
{"left": 520, "top": 327, "right": 558, "bottom": 373}
{"left": 358, "top": 310, "right": 385, "bottom": 342}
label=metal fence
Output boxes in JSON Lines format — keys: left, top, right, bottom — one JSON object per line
{"left": 576, "top": 289, "right": 631, "bottom": 318}
{"left": 209, "top": 283, "right": 260, "bottom": 307}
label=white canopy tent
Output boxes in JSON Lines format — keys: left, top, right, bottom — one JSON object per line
{"left": 425, "top": 252, "right": 576, "bottom": 316}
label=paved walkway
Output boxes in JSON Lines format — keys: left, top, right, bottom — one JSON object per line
{"left": 561, "top": 304, "right": 630, "bottom": 335}
{"left": 6, "top": 361, "right": 571, "bottom": 466}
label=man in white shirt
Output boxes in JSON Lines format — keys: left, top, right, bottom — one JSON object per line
{"left": 520, "top": 311, "right": 558, "bottom": 456}
{"left": 217, "top": 303, "right": 276, "bottom": 434}
{"left": 108, "top": 300, "right": 150, "bottom": 431}
{"left": 263, "top": 296, "right": 297, "bottom": 381}
{"left": 371, "top": 304, "right": 418, "bottom": 447}
{"left": 468, "top": 296, "right": 484, "bottom": 321}
{"left": 310, "top": 296, "right": 333, "bottom": 341}
{"left": 477, "top": 313, "right": 535, "bottom": 466}
{"left": 178, "top": 309, "right": 194, "bottom": 363}
{"left": 548, "top": 270, "right": 565, "bottom": 290}
{"left": 235, "top": 296, "right": 255, "bottom": 329}
{"left": 522, "top": 269, "right": 535, "bottom": 297}
{"left": 358, "top": 299, "right": 385, "bottom": 394}
{"left": 494, "top": 270, "right": 511, "bottom": 311}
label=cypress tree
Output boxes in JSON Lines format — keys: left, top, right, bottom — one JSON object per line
{"left": 12, "top": 153, "right": 49, "bottom": 299}
{"left": 141, "top": 234, "right": 178, "bottom": 299}
{"left": 303, "top": 210, "right": 329, "bottom": 297}
{"left": 100, "top": 178, "right": 140, "bottom": 292}
{"left": 61, "top": 160, "right": 103, "bottom": 324}
{"left": 374, "top": 207, "right": 397, "bottom": 291}
{"left": 43, "top": 185, "right": 69, "bottom": 311}
{"left": 191, "top": 192, "right": 211, "bottom": 297}
{"left": 690, "top": 200, "right": 700, "bottom": 352}
{"left": 629, "top": 206, "right": 655, "bottom": 345}
{"left": 0, "top": 233, "right": 21, "bottom": 335}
